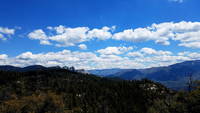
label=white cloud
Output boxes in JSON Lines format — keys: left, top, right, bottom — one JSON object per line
{"left": 112, "top": 27, "right": 171, "bottom": 46}
{"left": 0, "top": 54, "right": 8, "bottom": 65}
{"left": 28, "top": 29, "right": 47, "bottom": 40}
{"left": 1, "top": 48, "right": 200, "bottom": 69}
{"left": 28, "top": 22, "right": 200, "bottom": 48}
{"left": 127, "top": 52, "right": 143, "bottom": 57}
{"left": 126, "top": 47, "right": 189, "bottom": 67}
{"left": 87, "top": 26, "right": 113, "bottom": 40}
{"left": 140, "top": 48, "right": 172, "bottom": 55}
{"left": 178, "top": 51, "right": 200, "bottom": 59}
{"left": 78, "top": 44, "right": 87, "bottom": 50}
{"left": 113, "top": 21, "right": 200, "bottom": 48}
{"left": 49, "top": 27, "right": 90, "bottom": 47}
{"left": 97, "top": 46, "right": 133, "bottom": 55}
{"left": 173, "top": 31, "right": 200, "bottom": 48}
{"left": 28, "top": 26, "right": 115, "bottom": 47}
{"left": 0, "top": 54, "right": 8, "bottom": 60}
{"left": 2, "top": 49, "right": 142, "bottom": 69}
{"left": 0, "top": 27, "right": 15, "bottom": 35}
{"left": 140, "top": 48, "right": 157, "bottom": 55}
{"left": 0, "top": 27, "right": 15, "bottom": 40}
{"left": 28, "top": 29, "right": 51, "bottom": 45}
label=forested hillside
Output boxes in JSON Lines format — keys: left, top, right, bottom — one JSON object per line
{"left": 0, "top": 68, "right": 200, "bottom": 113}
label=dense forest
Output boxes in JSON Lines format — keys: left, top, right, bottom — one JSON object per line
{"left": 0, "top": 68, "right": 199, "bottom": 113}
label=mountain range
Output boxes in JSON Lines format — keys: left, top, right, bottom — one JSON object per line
{"left": 1, "top": 60, "right": 200, "bottom": 90}
{"left": 0, "top": 65, "right": 61, "bottom": 72}
{"left": 89, "top": 60, "right": 200, "bottom": 90}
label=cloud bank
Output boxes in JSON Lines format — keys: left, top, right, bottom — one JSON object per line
{"left": 28, "top": 26, "right": 115, "bottom": 47}
{"left": 28, "top": 21, "right": 200, "bottom": 48}
{"left": 1, "top": 47, "right": 200, "bottom": 69}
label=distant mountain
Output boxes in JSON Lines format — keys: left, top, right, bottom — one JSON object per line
{"left": 21, "top": 65, "right": 47, "bottom": 71}
{"left": 109, "top": 69, "right": 144, "bottom": 80}
{"left": 0, "top": 65, "right": 48, "bottom": 72}
{"left": 0, "top": 65, "right": 21, "bottom": 71}
{"left": 89, "top": 60, "right": 200, "bottom": 90}
{"left": 88, "top": 68, "right": 124, "bottom": 77}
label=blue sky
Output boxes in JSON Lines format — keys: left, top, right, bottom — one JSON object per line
{"left": 0, "top": 0, "right": 200, "bottom": 69}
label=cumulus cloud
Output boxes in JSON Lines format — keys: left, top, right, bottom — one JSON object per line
{"left": 178, "top": 51, "right": 200, "bottom": 59}
{"left": 140, "top": 48, "right": 157, "bottom": 55}
{"left": 28, "top": 26, "right": 115, "bottom": 47}
{"left": 1, "top": 47, "right": 200, "bottom": 69}
{"left": 126, "top": 47, "right": 192, "bottom": 67}
{"left": 15, "top": 50, "right": 94, "bottom": 68}
{"left": 0, "top": 54, "right": 8, "bottom": 60}
{"left": 112, "top": 26, "right": 171, "bottom": 46}
{"left": 0, "top": 27, "right": 15, "bottom": 35}
{"left": 28, "top": 22, "right": 200, "bottom": 48}
{"left": 28, "top": 29, "right": 51, "bottom": 45}
{"left": 140, "top": 48, "right": 172, "bottom": 55}
{"left": 174, "top": 31, "right": 200, "bottom": 48}
{"left": 78, "top": 44, "right": 87, "bottom": 50}
{"left": 0, "top": 54, "right": 8, "bottom": 65}
{"left": 0, "top": 27, "right": 15, "bottom": 40}
{"left": 127, "top": 52, "right": 144, "bottom": 57}
{"left": 49, "top": 27, "right": 90, "bottom": 47}
{"left": 97, "top": 46, "right": 133, "bottom": 55}
{"left": 87, "top": 26, "right": 113, "bottom": 40}
{"left": 1, "top": 49, "right": 143, "bottom": 69}
{"left": 112, "top": 21, "right": 200, "bottom": 48}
